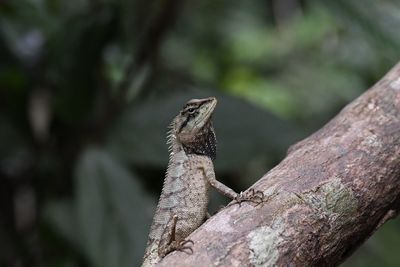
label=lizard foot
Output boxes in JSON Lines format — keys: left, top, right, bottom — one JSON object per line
{"left": 230, "top": 188, "right": 265, "bottom": 207}
{"left": 176, "top": 239, "right": 194, "bottom": 254}
{"left": 159, "top": 239, "right": 194, "bottom": 257}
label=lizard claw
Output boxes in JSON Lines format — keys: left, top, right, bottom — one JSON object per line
{"left": 230, "top": 188, "right": 265, "bottom": 207}
{"left": 176, "top": 239, "right": 194, "bottom": 255}
{"left": 159, "top": 239, "right": 194, "bottom": 257}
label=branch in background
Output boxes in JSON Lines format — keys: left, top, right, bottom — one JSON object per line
{"left": 158, "top": 62, "right": 400, "bottom": 266}
{"left": 116, "top": 0, "right": 184, "bottom": 102}
{"left": 94, "top": 0, "right": 184, "bottom": 142}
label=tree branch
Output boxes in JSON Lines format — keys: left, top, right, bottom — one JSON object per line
{"left": 157, "top": 62, "right": 400, "bottom": 266}
{"left": 116, "top": 0, "right": 184, "bottom": 101}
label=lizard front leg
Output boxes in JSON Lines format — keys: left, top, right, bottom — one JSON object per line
{"left": 158, "top": 215, "right": 194, "bottom": 257}
{"left": 231, "top": 188, "right": 265, "bottom": 206}
{"left": 200, "top": 165, "right": 265, "bottom": 206}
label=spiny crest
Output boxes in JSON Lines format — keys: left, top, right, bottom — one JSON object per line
{"left": 166, "top": 121, "right": 177, "bottom": 156}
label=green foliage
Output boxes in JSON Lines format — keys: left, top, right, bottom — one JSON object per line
{"left": 46, "top": 148, "right": 153, "bottom": 267}
{"left": 1, "top": 0, "right": 400, "bottom": 266}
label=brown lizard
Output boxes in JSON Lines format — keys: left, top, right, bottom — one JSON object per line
{"left": 142, "top": 97, "right": 264, "bottom": 266}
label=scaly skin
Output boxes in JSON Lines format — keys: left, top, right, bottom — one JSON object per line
{"left": 142, "top": 97, "right": 264, "bottom": 266}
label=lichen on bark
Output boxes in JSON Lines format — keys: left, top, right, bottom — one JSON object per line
{"left": 247, "top": 219, "right": 285, "bottom": 267}
{"left": 300, "top": 177, "right": 357, "bottom": 216}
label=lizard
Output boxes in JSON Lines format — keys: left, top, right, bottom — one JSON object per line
{"left": 142, "top": 97, "right": 265, "bottom": 266}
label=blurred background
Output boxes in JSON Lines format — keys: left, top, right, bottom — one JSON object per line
{"left": 1, "top": 0, "right": 400, "bottom": 266}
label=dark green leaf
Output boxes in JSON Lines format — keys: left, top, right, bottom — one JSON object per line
{"left": 74, "top": 148, "right": 153, "bottom": 267}
{"left": 44, "top": 200, "right": 81, "bottom": 249}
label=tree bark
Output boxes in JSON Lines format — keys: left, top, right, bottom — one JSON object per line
{"left": 157, "top": 62, "right": 400, "bottom": 267}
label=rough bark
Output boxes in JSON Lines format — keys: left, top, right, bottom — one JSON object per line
{"left": 157, "top": 62, "right": 400, "bottom": 267}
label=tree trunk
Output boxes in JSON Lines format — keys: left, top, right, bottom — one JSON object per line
{"left": 157, "top": 62, "right": 400, "bottom": 266}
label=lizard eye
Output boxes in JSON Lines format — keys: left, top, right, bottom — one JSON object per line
{"left": 187, "top": 108, "right": 195, "bottom": 113}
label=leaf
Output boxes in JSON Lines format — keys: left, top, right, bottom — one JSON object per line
{"left": 74, "top": 148, "right": 153, "bottom": 267}
{"left": 107, "top": 90, "right": 301, "bottom": 172}
{"left": 44, "top": 200, "right": 81, "bottom": 249}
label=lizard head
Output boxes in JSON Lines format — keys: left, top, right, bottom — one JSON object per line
{"left": 170, "top": 97, "right": 217, "bottom": 159}
{"left": 175, "top": 97, "right": 217, "bottom": 140}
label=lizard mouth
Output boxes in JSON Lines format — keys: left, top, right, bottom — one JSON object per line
{"left": 195, "top": 97, "right": 217, "bottom": 127}
{"left": 203, "top": 97, "right": 217, "bottom": 118}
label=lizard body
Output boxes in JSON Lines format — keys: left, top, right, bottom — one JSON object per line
{"left": 142, "top": 97, "right": 263, "bottom": 266}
